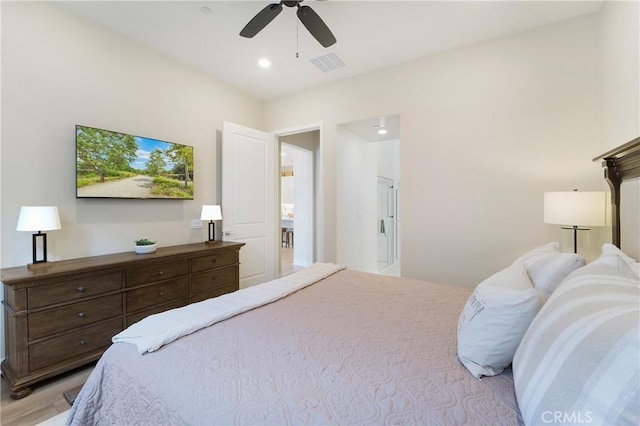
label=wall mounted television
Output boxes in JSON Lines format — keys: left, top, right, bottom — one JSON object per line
{"left": 76, "top": 125, "right": 194, "bottom": 200}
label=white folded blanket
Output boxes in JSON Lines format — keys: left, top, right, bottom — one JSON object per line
{"left": 112, "top": 262, "right": 346, "bottom": 354}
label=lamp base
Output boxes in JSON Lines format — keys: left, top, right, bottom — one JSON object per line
{"left": 206, "top": 221, "right": 217, "bottom": 243}
{"left": 27, "top": 261, "right": 53, "bottom": 270}
{"left": 31, "top": 232, "right": 49, "bottom": 264}
{"left": 560, "top": 226, "right": 591, "bottom": 254}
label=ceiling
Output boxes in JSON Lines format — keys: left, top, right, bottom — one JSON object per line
{"left": 56, "top": 1, "right": 603, "bottom": 101}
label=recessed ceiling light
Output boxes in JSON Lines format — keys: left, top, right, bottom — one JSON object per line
{"left": 258, "top": 58, "right": 271, "bottom": 69}
{"left": 377, "top": 129, "right": 388, "bottom": 135}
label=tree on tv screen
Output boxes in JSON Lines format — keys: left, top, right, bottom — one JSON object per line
{"left": 77, "top": 127, "right": 137, "bottom": 182}
{"left": 165, "top": 144, "right": 193, "bottom": 188}
{"left": 146, "top": 149, "right": 167, "bottom": 176}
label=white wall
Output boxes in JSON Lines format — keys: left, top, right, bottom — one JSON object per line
{"left": 281, "top": 176, "right": 294, "bottom": 204}
{"left": 1, "top": 2, "right": 263, "bottom": 269}
{"left": 377, "top": 140, "right": 401, "bottom": 185}
{"left": 336, "top": 127, "right": 378, "bottom": 272}
{"left": 266, "top": 14, "right": 605, "bottom": 287}
{"left": 291, "top": 146, "right": 314, "bottom": 267}
{"left": 599, "top": 1, "right": 640, "bottom": 260}
{"left": 600, "top": 1, "right": 640, "bottom": 152}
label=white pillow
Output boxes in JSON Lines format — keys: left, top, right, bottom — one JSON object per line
{"left": 513, "top": 242, "right": 560, "bottom": 264}
{"left": 513, "top": 253, "right": 640, "bottom": 426}
{"left": 525, "top": 252, "right": 585, "bottom": 297}
{"left": 457, "top": 262, "right": 544, "bottom": 378}
{"left": 512, "top": 242, "right": 585, "bottom": 298}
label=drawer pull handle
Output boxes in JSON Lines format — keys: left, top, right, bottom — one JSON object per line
{"left": 211, "top": 277, "right": 218, "bottom": 281}
{"left": 77, "top": 286, "right": 85, "bottom": 293}
{"left": 78, "top": 312, "right": 85, "bottom": 318}
{"left": 79, "top": 340, "right": 86, "bottom": 346}
{"left": 155, "top": 271, "right": 164, "bottom": 276}
{"left": 211, "top": 259, "right": 217, "bottom": 263}
{"left": 159, "top": 291, "right": 164, "bottom": 296}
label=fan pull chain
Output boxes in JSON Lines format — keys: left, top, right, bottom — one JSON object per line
{"left": 296, "top": 17, "right": 299, "bottom": 58}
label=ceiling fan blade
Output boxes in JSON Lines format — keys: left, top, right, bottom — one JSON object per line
{"left": 240, "top": 3, "right": 283, "bottom": 38}
{"left": 296, "top": 5, "right": 336, "bottom": 48}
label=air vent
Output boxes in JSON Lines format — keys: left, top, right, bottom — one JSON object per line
{"left": 309, "top": 52, "right": 346, "bottom": 73}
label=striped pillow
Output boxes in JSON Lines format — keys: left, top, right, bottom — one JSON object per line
{"left": 513, "top": 254, "right": 639, "bottom": 425}
{"left": 602, "top": 243, "right": 640, "bottom": 277}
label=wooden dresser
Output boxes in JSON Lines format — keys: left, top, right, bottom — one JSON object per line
{"left": 1, "top": 241, "right": 244, "bottom": 399}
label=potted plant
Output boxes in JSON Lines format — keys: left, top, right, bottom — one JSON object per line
{"left": 134, "top": 238, "right": 157, "bottom": 254}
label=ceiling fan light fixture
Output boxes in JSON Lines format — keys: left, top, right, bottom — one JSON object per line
{"left": 240, "top": 0, "right": 336, "bottom": 48}
{"left": 377, "top": 128, "right": 388, "bottom": 135}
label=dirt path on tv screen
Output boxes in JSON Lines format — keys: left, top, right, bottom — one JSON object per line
{"left": 77, "top": 175, "right": 155, "bottom": 198}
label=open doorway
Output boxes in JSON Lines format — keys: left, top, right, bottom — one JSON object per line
{"left": 336, "top": 115, "right": 401, "bottom": 276}
{"left": 278, "top": 131, "right": 319, "bottom": 276}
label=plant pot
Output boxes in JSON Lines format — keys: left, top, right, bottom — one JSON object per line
{"left": 134, "top": 243, "right": 157, "bottom": 254}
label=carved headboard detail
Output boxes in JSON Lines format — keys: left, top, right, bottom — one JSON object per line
{"left": 593, "top": 136, "right": 640, "bottom": 248}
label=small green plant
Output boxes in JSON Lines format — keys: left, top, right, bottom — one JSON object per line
{"left": 134, "top": 238, "right": 156, "bottom": 246}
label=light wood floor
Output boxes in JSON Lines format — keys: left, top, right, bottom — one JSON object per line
{"left": 281, "top": 246, "right": 304, "bottom": 276}
{"left": 0, "top": 364, "right": 93, "bottom": 426}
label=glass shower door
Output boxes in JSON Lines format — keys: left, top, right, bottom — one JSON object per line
{"left": 377, "top": 176, "right": 394, "bottom": 271}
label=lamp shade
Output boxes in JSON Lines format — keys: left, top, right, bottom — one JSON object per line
{"left": 544, "top": 192, "right": 606, "bottom": 227}
{"left": 200, "top": 205, "right": 222, "bottom": 221}
{"left": 16, "top": 206, "right": 61, "bottom": 232}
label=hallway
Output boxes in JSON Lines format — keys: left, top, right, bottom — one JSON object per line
{"left": 281, "top": 246, "right": 304, "bottom": 276}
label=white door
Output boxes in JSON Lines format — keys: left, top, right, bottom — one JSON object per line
{"left": 222, "top": 121, "right": 276, "bottom": 288}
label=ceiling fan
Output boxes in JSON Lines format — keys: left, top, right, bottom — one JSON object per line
{"left": 240, "top": 0, "right": 337, "bottom": 48}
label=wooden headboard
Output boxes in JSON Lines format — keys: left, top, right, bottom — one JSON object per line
{"left": 593, "top": 136, "right": 640, "bottom": 248}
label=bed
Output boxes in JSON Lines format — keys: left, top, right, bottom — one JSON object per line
{"left": 67, "top": 265, "right": 522, "bottom": 425}
{"left": 67, "top": 139, "right": 640, "bottom": 426}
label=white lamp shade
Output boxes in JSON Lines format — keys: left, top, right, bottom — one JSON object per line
{"left": 16, "top": 206, "right": 61, "bottom": 232}
{"left": 544, "top": 192, "right": 606, "bottom": 227}
{"left": 200, "top": 205, "right": 222, "bottom": 221}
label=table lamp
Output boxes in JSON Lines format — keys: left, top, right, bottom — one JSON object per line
{"left": 201, "top": 205, "right": 223, "bottom": 243}
{"left": 16, "top": 206, "right": 61, "bottom": 266}
{"left": 544, "top": 190, "right": 606, "bottom": 253}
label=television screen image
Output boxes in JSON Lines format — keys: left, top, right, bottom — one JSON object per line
{"left": 76, "top": 125, "right": 194, "bottom": 199}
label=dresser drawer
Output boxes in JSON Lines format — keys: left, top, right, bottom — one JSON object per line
{"left": 28, "top": 272, "right": 122, "bottom": 309}
{"left": 190, "top": 251, "right": 237, "bottom": 274}
{"left": 125, "top": 297, "right": 190, "bottom": 327}
{"left": 28, "top": 294, "right": 123, "bottom": 341}
{"left": 126, "top": 278, "right": 189, "bottom": 313}
{"left": 191, "top": 284, "right": 237, "bottom": 304}
{"left": 29, "top": 318, "right": 121, "bottom": 371}
{"left": 191, "top": 267, "right": 237, "bottom": 294}
{"left": 126, "top": 260, "right": 189, "bottom": 287}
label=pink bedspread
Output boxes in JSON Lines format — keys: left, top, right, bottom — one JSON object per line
{"left": 67, "top": 268, "right": 522, "bottom": 425}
